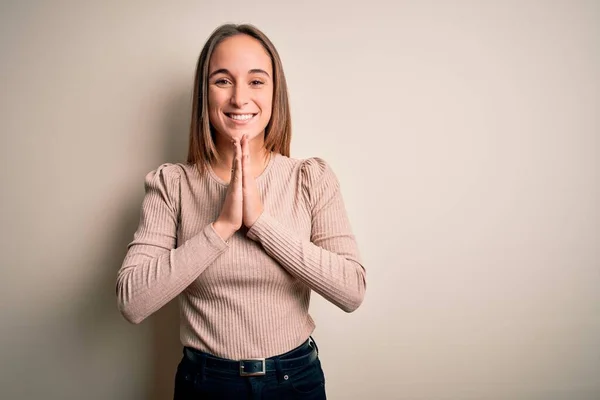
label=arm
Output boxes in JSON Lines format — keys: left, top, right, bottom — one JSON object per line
{"left": 246, "top": 158, "right": 366, "bottom": 312}
{"left": 116, "top": 164, "right": 228, "bottom": 324}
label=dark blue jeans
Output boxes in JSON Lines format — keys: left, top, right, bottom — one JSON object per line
{"left": 173, "top": 338, "right": 327, "bottom": 399}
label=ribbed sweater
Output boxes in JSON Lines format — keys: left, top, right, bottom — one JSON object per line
{"left": 116, "top": 152, "right": 366, "bottom": 360}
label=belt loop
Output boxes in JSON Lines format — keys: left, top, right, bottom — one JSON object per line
{"left": 274, "top": 358, "right": 285, "bottom": 383}
{"left": 309, "top": 336, "right": 319, "bottom": 355}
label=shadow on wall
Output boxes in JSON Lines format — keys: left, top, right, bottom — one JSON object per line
{"left": 101, "top": 86, "right": 191, "bottom": 400}
{"left": 64, "top": 74, "right": 191, "bottom": 400}
{"left": 150, "top": 300, "right": 181, "bottom": 400}
{"left": 150, "top": 87, "right": 192, "bottom": 400}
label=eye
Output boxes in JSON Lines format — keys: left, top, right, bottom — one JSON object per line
{"left": 214, "top": 78, "right": 231, "bottom": 86}
{"left": 250, "top": 80, "right": 265, "bottom": 86}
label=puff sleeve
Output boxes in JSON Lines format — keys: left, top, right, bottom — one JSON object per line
{"left": 116, "top": 164, "right": 228, "bottom": 323}
{"left": 246, "top": 158, "right": 366, "bottom": 312}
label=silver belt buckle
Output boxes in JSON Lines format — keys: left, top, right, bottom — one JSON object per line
{"left": 239, "top": 358, "right": 266, "bottom": 376}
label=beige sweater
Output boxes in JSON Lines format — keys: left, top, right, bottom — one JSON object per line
{"left": 116, "top": 153, "right": 366, "bottom": 360}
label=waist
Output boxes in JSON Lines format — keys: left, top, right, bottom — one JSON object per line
{"left": 179, "top": 304, "right": 317, "bottom": 360}
{"left": 183, "top": 338, "right": 318, "bottom": 376}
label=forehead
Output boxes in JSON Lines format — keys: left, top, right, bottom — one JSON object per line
{"left": 209, "top": 34, "right": 272, "bottom": 74}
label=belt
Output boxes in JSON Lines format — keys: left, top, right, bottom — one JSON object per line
{"left": 183, "top": 340, "right": 318, "bottom": 377}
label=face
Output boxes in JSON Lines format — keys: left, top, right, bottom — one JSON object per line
{"left": 207, "top": 34, "right": 273, "bottom": 144}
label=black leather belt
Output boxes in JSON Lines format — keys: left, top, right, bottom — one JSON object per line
{"left": 183, "top": 340, "right": 318, "bottom": 377}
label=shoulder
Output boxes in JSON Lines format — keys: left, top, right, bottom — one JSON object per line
{"left": 142, "top": 164, "right": 187, "bottom": 212}
{"left": 272, "top": 153, "right": 337, "bottom": 183}
{"left": 273, "top": 155, "right": 340, "bottom": 208}
{"left": 144, "top": 163, "right": 183, "bottom": 186}
{"left": 299, "top": 157, "right": 337, "bottom": 187}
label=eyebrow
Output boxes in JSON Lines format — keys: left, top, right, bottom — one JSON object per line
{"left": 208, "top": 68, "right": 271, "bottom": 79}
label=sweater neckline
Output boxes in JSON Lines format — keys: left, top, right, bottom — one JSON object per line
{"left": 206, "top": 152, "right": 277, "bottom": 186}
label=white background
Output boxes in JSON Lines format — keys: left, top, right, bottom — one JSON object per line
{"left": 1, "top": 1, "right": 599, "bottom": 399}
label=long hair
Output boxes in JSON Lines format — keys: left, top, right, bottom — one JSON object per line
{"left": 187, "top": 24, "right": 292, "bottom": 174}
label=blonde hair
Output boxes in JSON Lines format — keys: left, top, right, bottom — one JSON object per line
{"left": 187, "top": 24, "right": 292, "bottom": 174}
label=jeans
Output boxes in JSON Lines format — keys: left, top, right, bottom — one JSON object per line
{"left": 173, "top": 338, "right": 327, "bottom": 400}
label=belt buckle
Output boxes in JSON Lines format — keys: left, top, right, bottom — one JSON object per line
{"left": 239, "top": 358, "right": 266, "bottom": 376}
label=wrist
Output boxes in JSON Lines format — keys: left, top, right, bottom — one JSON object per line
{"left": 212, "top": 220, "right": 237, "bottom": 242}
{"left": 245, "top": 209, "right": 264, "bottom": 229}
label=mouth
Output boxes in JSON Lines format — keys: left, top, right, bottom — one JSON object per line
{"left": 225, "top": 113, "right": 258, "bottom": 122}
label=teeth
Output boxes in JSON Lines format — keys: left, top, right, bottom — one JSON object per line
{"left": 229, "top": 114, "right": 254, "bottom": 121}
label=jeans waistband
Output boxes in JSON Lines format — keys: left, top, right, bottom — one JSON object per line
{"left": 183, "top": 337, "right": 318, "bottom": 376}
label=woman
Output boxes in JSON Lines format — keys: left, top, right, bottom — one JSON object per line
{"left": 116, "top": 23, "right": 366, "bottom": 400}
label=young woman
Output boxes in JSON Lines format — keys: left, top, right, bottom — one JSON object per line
{"left": 116, "top": 23, "right": 366, "bottom": 399}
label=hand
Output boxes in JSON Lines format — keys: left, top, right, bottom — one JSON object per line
{"left": 241, "top": 134, "right": 264, "bottom": 228}
{"left": 213, "top": 138, "right": 243, "bottom": 241}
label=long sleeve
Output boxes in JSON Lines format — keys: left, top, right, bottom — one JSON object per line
{"left": 116, "top": 164, "right": 228, "bottom": 324}
{"left": 246, "top": 158, "right": 366, "bottom": 312}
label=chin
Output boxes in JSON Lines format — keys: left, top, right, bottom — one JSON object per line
{"left": 212, "top": 122, "right": 267, "bottom": 142}
{"left": 228, "top": 130, "right": 263, "bottom": 140}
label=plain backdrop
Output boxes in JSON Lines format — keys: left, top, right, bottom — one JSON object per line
{"left": 1, "top": 1, "right": 599, "bottom": 399}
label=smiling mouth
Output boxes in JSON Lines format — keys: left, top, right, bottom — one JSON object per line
{"left": 225, "top": 113, "right": 257, "bottom": 121}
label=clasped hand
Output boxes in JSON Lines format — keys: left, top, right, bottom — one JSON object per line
{"left": 213, "top": 134, "right": 263, "bottom": 241}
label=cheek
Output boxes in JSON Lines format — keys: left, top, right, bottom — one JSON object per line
{"left": 207, "top": 104, "right": 219, "bottom": 126}
{"left": 207, "top": 91, "right": 216, "bottom": 108}
{"left": 207, "top": 91, "right": 224, "bottom": 120}
{"left": 259, "top": 92, "right": 274, "bottom": 117}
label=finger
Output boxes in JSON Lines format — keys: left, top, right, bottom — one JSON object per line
{"left": 241, "top": 134, "right": 250, "bottom": 163}
{"left": 230, "top": 138, "right": 237, "bottom": 170}
{"left": 232, "top": 138, "right": 242, "bottom": 184}
{"left": 241, "top": 135, "right": 251, "bottom": 189}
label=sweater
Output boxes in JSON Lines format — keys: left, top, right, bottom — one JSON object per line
{"left": 116, "top": 152, "right": 366, "bottom": 360}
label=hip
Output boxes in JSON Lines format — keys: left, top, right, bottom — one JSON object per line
{"left": 174, "top": 337, "right": 327, "bottom": 400}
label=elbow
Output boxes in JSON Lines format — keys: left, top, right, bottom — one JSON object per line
{"left": 338, "top": 264, "right": 367, "bottom": 314}
{"left": 116, "top": 280, "right": 146, "bottom": 325}
{"left": 342, "top": 266, "right": 366, "bottom": 313}
{"left": 340, "top": 279, "right": 366, "bottom": 313}
{"left": 118, "top": 301, "right": 146, "bottom": 325}
{"left": 340, "top": 291, "right": 365, "bottom": 313}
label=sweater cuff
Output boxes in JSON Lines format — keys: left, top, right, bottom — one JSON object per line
{"left": 205, "top": 223, "right": 230, "bottom": 248}
{"left": 177, "top": 223, "right": 229, "bottom": 262}
{"left": 246, "top": 211, "right": 283, "bottom": 243}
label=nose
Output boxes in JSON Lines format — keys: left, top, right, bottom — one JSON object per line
{"left": 230, "top": 84, "right": 249, "bottom": 108}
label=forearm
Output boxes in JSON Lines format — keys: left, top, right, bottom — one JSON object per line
{"left": 116, "top": 223, "right": 228, "bottom": 323}
{"left": 247, "top": 212, "right": 366, "bottom": 312}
